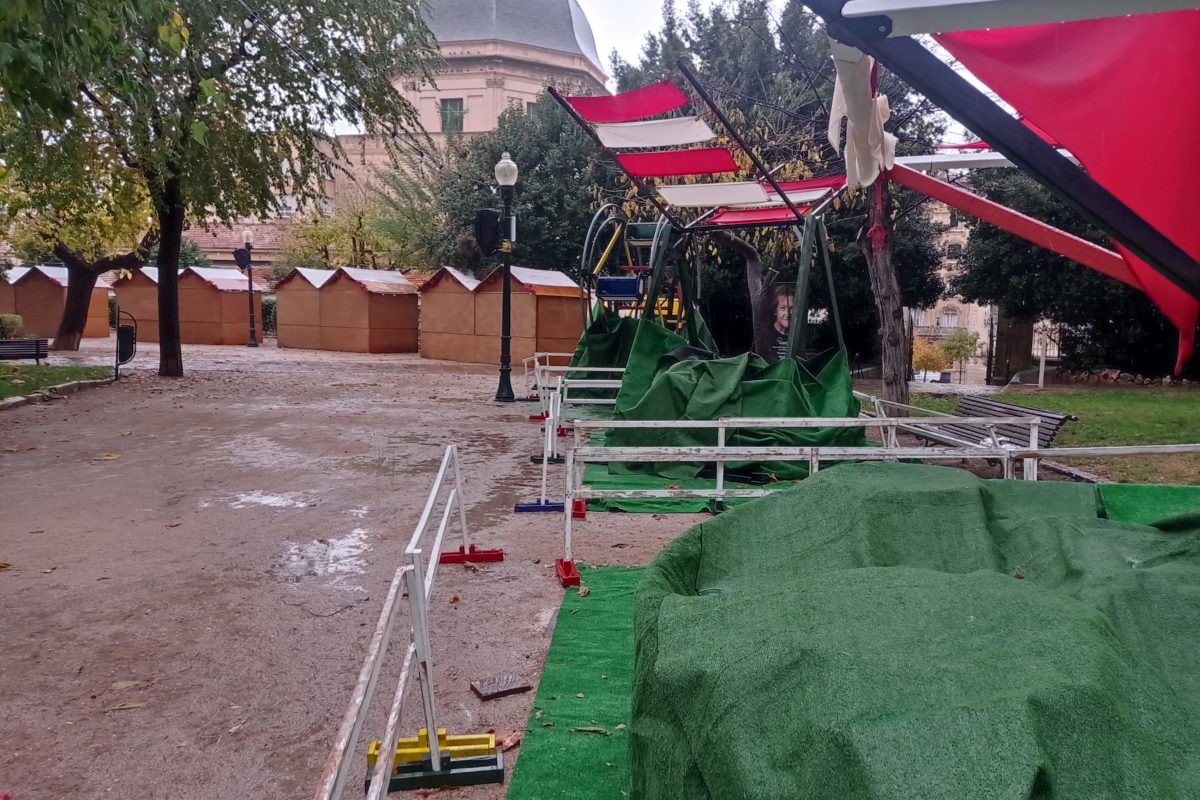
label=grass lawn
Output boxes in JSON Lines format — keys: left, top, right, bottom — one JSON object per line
{"left": 0, "top": 363, "right": 113, "bottom": 399}
{"left": 912, "top": 387, "right": 1200, "bottom": 485}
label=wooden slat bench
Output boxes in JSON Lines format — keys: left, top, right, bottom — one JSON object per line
{"left": 0, "top": 338, "right": 50, "bottom": 365}
{"left": 911, "top": 395, "right": 1075, "bottom": 449}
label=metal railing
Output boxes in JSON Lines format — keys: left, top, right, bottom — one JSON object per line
{"left": 522, "top": 352, "right": 574, "bottom": 399}
{"left": 315, "top": 445, "right": 471, "bottom": 800}
{"left": 559, "top": 415, "right": 1200, "bottom": 567}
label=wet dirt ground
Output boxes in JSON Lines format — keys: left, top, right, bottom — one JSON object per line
{"left": 0, "top": 340, "right": 701, "bottom": 800}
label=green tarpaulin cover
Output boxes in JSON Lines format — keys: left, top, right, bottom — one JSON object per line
{"left": 633, "top": 462, "right": 1200, "bottom": 800}
{"left": 607, "top": 320, "right": 865, "bottom": 481}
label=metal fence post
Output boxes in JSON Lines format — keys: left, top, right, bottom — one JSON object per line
{"left": 563, "top": 449, "right": 575, "bottom": 563}
{"left": 406, "top": 549, "right": 442, "bottom": 774}
{"left": 451, "top": 446, "right": 470, "bottom": 550}
{"left": 1025, "top": 419, "right": 1040, "bottom": 481}
{"left": 716, "top": 424, "right": 726, "bottom": 491}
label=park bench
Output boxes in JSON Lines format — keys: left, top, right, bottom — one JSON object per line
{"left": 0, "top": 338, "right": 50, "bottom": 365}
{"left": 915, "top": 395, "right": 1075, "bottom": 449}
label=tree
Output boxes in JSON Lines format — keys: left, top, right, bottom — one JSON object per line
{"left": 941, "top": 328, "right": 980, "bottom": 382}
{"left": 416, "top": 93, "right": 626, "bottom": 276}
{"left": 1, "top": 131, "right": 156, "bottom": 350}
{"left": 952, "top": 170, "right": 1193, "bottom": 376}
{"left": 912, "top": 336, "right": 949, "bottom": 377}
{"left": 147, "top": 238, "right": 212, "bottom": 269}
{"left": 4, "top": 0, "right": 440, "bottom": 375}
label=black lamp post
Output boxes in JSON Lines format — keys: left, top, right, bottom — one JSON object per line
{"left": 242, "top": 228, "right": 259, "bottom": 347}
{"left": 494, "top": 152, "right": 518, "bottom": 403}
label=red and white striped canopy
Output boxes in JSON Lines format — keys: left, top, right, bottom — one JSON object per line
{"left": 564, "top": 82, "right": 843, "bottom": 227}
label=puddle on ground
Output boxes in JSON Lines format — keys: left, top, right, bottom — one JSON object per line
{"left": 275, "top": 528, "right": 370, "bottom": 583}
{"left": 230, "top": 491, "right": 315, "bottom": 509}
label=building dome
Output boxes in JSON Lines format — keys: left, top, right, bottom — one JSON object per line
{"left": 425, "top": 0, "right": 604, "bottom": 72}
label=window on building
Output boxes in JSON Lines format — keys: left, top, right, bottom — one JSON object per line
{"left": 939, "top": 307, "right": 960, "bottom": 328}
{"left": 946, "top": 242, "right": 963, "bottom": 260}
{"left": 949, "top": 209, "right": 960, "bottom": 228}
{"left": 439, "top": 98, "right": 465, "bottom": 133}
{"left": 527, "top": 102, "right": 537, "bottom": 116}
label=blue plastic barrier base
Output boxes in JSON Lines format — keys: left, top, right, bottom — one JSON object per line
{"left": 514, "top": 500, "right": 565, "bottom": 513}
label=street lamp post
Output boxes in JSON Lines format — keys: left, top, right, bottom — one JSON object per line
{"left": 243, "top": 228, "right": 259, "bottom": 348}
{"left": 494, "top": 152, "right": 518, "bottom": 403}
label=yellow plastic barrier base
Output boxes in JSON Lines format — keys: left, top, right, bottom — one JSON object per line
{"left": 367, "top": 728, "right": 497, "bottom": 767}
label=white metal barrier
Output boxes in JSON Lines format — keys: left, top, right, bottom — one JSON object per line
{"left": 534, "top": 366, "right": 625, "bottom": 417}
{"left": 522, "top": 352, "right": 573, "bottom": 400}
{"left": 315, "top": 445, "right": 498, "bottom": 800}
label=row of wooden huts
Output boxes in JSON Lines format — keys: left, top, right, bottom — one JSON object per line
{"left": 2, "top": 264, "right": 584, "bottom": 362}
{"left": 0, "top": 266, "right": 111, "bottom": 338}
{"left": 276, "top": 264, "right": 584, "bottom": 363}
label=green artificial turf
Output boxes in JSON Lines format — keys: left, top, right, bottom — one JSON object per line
{"left": 507, "top": 566, "right": 641, "bottom": 800}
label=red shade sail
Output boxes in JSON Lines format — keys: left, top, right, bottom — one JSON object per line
{"left": 707, "top": 205, "right": 810, "bottom": 227}
{"left": 937, "top": 10, "right": 1200, "bottom": 370}
{"left": 768, "top": 175, "right": 847, "bottom": 194}
{"left": 888, "top": 164, "right": 1137, "bottom": 287}
{"left": 566, "top": 81, "right": 688, "bottom": 123}
{"left": 616, "top": 148, "right": 740, "bottom": 177}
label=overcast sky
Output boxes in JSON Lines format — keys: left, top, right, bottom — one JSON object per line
{"left": 576, "top": 0, "right": 786, "bottom": 71}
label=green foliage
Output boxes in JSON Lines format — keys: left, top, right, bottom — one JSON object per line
{"left": 0, "top": 313, "right": 23, "bottom": 338}
{"left": 147, "top": 239, "right": 211, "bottom": 268}
{"left": 420, "top": 93, "right": 622, "bottom": 274}
{"left": 2, "top": 0, "right": 441, "bottom": 373}
{"left": 953, "top": 170, "right": 1192, "bottom": 375}
{"left": 260, "top": 296, "right": 277, "bottom": 335}
{"left": 941, "top": 328, "right": 980, "bottom": 379}
{"left": 912, "top": 336, "right": 950, "bottom": 374}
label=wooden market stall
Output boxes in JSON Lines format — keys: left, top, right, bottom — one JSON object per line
{"left": 275, "top": 267, "right": 335, "bottom": 350}
{"left": 417, "top": 266, "right": 481, "bottom": 361}
{"left": 0, "top": 266, "right": 26, "bottom": 316}
{"left": 112, "top": 267, "right": 160, "bottom": 341}
{"left": 9, "top": 266, "right": 110, "bottom": 339}
{"left": 178, "top": 267, "right": 263, "bottom": 345}
{"left": 471, "top": 266, "right": 583, "bottom": 364}
{"left": 318, "top": 267, "right": 418, "bottom": 353}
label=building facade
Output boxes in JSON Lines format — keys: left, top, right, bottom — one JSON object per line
{"left": 189, "top": 0, "right": 609, "bottom": 267}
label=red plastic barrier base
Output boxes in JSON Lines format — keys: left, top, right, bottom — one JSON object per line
{"left": 439, "top": 545, "right": 505, "bottom": 564}
{"left": 557, "top": 427, "right": 571, "bottom": 437}
{"left": 571, "top": 499, "right": 587, "bottom": 519}
{"left": 528, "top": 412, "right": 547, "bottom": 421}
{"left": 555, "top": 559, "right": 580, "bottom": 587}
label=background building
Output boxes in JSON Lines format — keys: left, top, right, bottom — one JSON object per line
{"left": 185, "top": 0, "right": 608, "bottom": 269}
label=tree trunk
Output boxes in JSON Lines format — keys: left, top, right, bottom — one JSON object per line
{"left": 51, "top": 264, "right": 100, "bottom": 351}
{"left": 861, "top": 178, "right": 910, "bottom": 406}
{"left": 156, "top": 179, "right": 186, "bottom": 377}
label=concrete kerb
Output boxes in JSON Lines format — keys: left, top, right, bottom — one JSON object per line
{"left": 0, "top": 377, "right": 116, "bottom": 411}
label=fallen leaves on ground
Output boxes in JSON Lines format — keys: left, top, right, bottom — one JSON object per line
{"left": 496, "top": 731, "right": 522, "bottom": 752}
{"left": 449, "top": 595, "right": 460, "bottom": 604}
{"left": 0, "top": 562, "right": 10, "bottom": 571}
{"left": 664, "top": 483, "right": 681, "bottom": 490}
{"left": 93, "top": 452, "right": 121, "bottom": 461}
{"left": 110, "top": 680, "right": 141, "bottom": 691}
{"left": 108, "top": 700, "right": 147, "bottom": 711}
{"left": 461, "top": 561, "right": 479, "bottom": 573}
{"left": 577, "top": 586, "right": 590, "bottom": 598}
{"left": 575, "top": 692, "right": 585, "bottom": 698}
{"left": 3, "top": 444, "right": 25, "bottom": 453}
{"left": 198, "top": 426, "right": 214, "bottom": 432}
{"left": 570, "top": 726, "right": 610, "bottom": 736}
